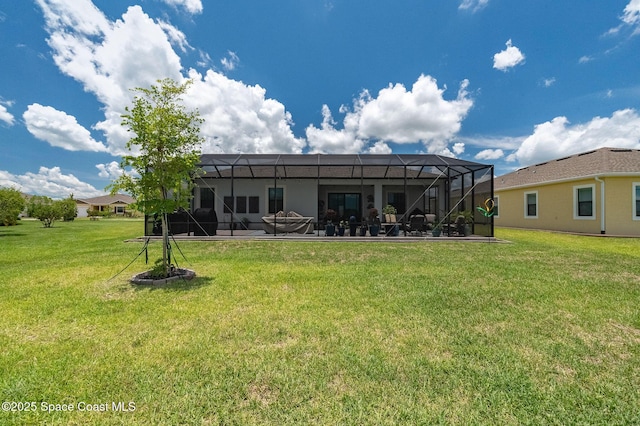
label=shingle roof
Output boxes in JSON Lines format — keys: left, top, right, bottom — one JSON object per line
{"left": 495, "top": 147, "right": 640, "bottom": 190}
{"left": 78, "top": 194, "right": 136, "bottom": 205}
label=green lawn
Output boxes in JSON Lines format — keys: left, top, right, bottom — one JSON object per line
{"left": 1, "top": 219, "right": 639, "bottom": 425}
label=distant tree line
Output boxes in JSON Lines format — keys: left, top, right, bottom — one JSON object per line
{"left": 0, "top": 187, "right": 77, "bottom": 228}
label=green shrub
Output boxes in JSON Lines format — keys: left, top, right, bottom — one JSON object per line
{"left": 59, "top": 195, "right": 78, "bottom": 221}
{"left": 0, "top": 187, "right": 25, "bottom": 226}
{"left": 27, "top": 196, "right": 62, "bottom": 228}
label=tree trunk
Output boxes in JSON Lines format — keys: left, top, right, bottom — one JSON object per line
{"left": 162, "top": 213, "right": 169, "bottom": 278}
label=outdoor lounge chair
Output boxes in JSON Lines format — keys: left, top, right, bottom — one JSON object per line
{"left": 408, "top": 214, "right": 426, "bottom": 236}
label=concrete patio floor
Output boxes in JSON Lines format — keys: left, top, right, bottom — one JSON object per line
{"left": 128, "top": 229, "right": 502, "bottom": 243}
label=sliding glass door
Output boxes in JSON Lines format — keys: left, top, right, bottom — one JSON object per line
{"left": 328, "top": 193, "right": 361, "bottom": 221}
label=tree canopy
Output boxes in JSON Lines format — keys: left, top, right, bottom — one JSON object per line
{"left": 109, "top": 78, "right": 204, "bottom": 216}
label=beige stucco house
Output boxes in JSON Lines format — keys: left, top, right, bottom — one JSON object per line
{"left": 76, "top": 194, "right": 136, "bottom": 218}
{"left": 494, "top": 147, "right": 640, "bottom": 236}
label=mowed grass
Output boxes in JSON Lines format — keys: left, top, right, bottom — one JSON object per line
{"left": 1, "top": 219, "right": 639, "bottom": 425}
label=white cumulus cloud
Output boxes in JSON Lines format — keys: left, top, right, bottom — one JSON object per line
{"left": 307, "top": 75, "right": 473, "bottom": 154}
{"left": 0, "top": 103, "right": 14, "bottom": 126}
{"left": 157, "top": 19, "right": 192, "bottom": 53}
{"left": 186, "top": 69, "right": 306, "bottom": 154}
{"left": 220, "top": 51, "right": 240, "bottom": 71}
{"left": 23, "top": 104, "right": 108, "bottom": 152}
{"left": 509, "top": 109, "right": 640, "bottom": 166}
{"left": 452, "top": 142, "right": 466, "bottom": 155}
{"left": 306, "top": 104, "right": 366, "bottom": 154}
{"left": 459, "top": 0, "right": 489, "bottom": 13}
{"left": 606, "top": 0, "right": 640, "bottom": 37}
{"left": 475, "top": 148, "right": 504, "bottom": 160}
{"left": 622, "top": 0, "right": 640, "bottom": 26}
{"left": 159, "top": 0, "right": 203, "bottom": 15}
{"left": 0, "top": 167, "right": 105, "bottom": 199}
{"left": 493, "top": 39, "right": 525, "bottom": 71}
{"left": 36, "top": 1, "right": 303, "bottom": 156}
{"left": 96, "top": 161, "right": 124, "bottom": 179}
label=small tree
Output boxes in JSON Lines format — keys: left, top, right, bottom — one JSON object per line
{"left": 0, "top": 187, "right": 25, "bottom": 226}
{"left": 27, "top": 195, "right": 62, "bottom": 228}
{"left": 59, "top": 194, "right": 78, "bottom": 221}
{"left": 108, "top": 78, "right": 203, "bottom": 278}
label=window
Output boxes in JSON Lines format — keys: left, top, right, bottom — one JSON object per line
{"left": 223, "top": 196, "right": 233, "bottom": 214}
{"left": 634, "top": 183, "right": 640, "bottom": 220}
{"left": 574, "top": 184, "right": 595, "bottom": 219}
{"left": 524, "top": 191, "right": 538, "bottom": 218}
{"left": 236, "top": 196, "right": 247, "bottom": 214}
{"left": 268, "top": 187, "right": 284, "bottom": 214}
{"left": 328, "top": 193, "right": 361, "bottom": 220}
{"left": 249, "top": 196, "right": 260, "bottom": 214}
{"left": 200, "top": 187, "right": 214, "bottom": 209}
{"left": 493, "top": 196, "right": 499, "bottom": 218}
{"left": 387, "top": 192, "right": 406, "bottom": 214}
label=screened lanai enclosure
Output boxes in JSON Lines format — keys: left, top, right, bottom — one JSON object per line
{"left": 147, "top": 154, "right": 494, "bottom": 237}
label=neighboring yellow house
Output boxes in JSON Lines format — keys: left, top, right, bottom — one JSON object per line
{"left": 76, "top": 194, "right": 136, "bottom": 218}
{"left": 494, "top": 147, "right": 640, "bottom": 236}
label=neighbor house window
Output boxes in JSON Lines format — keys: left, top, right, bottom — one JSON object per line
{"left": 524, "top": 191, "right": 538, "bottom": 218}
{"left": 493, "top": 196, "right": 499, "bottom": 218}
{"left": 574, "top": 184, "right": 595, "bottom": 219}
{"left": 634, "top": 183, "right": 640, "bottom": 220}
{"left": 268, "top": 187, "right": 284, "bottom": 214}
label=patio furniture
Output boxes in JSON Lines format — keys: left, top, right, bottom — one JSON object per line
{"left": 167, "top": 210, "right": 190, "bottom": 235}
{"left": 262, "top": 211, "right": 314, "bottom": 234}
{"left": 192, "top": 208, "right": 218, "bottom": 236}
{"left": 383, "top": 214, "right": 399, "bottom": 236}
{"left": 408, "top": 215, "right": 426, "bottom": 236}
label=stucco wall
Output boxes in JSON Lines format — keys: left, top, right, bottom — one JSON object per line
{"left": 197, "top": 178, "right": 446, "bottom": 228}
{"left": 495, "top": 176, "right": 640, "bottom": 236}
{"left": 602, "top": 177, "right": 640, "bottom": 236}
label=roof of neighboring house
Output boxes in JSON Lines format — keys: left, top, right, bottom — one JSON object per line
{"left": 77, "top": 194, "right": 136, "bottom": 205}
{"left": 496, "top": 147, "right": 640, "bottom": 190}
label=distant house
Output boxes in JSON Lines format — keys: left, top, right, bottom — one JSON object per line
{"left": 494, "top": 147, "right": 640, "bottom": 236}
{"left": 76, "top": 194, "right": 136, "bottom": 218}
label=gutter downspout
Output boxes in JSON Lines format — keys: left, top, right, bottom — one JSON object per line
{"left": 595, "top": 176, "right": 605, "bottom": 234}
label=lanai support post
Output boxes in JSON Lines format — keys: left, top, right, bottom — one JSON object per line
{"left": 403, "top": 164, "right": 408, "bottom": 236}
{"left": 230, "top": 164, "right": 234, "bottom": 237}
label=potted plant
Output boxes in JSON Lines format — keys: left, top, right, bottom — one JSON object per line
{"left": 349, "top": 215, "right": 358, "bottom": 236}
{"left": 359, "top": 217, "right": 367, "bottom": 236}
{"left": 382, "top": 204, "right": 399, "bottom": 236}
{"left": 368, "top": 208, "right": 380, "bottom": 236}
{"left": 338, "top": 220, "right": 347, "bottom": 236}
{"left": 431, "top": 223, "right": 442, "bottom": 237}
{"left": 456, "top": 210, "right": 474, "bottom": 236}
{"left": 325, "top": 209, "right": 337, "bottom": 236}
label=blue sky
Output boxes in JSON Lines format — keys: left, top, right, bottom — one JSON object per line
{"left": 1, "top": 0, "right": 639, "bottom": 198}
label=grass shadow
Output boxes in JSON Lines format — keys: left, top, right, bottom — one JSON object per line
{"left": 0, "top": 232, "right": 27, "bottom": 238}
{"left": 131, "top": 275, "right": 215, "bottom": 292}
